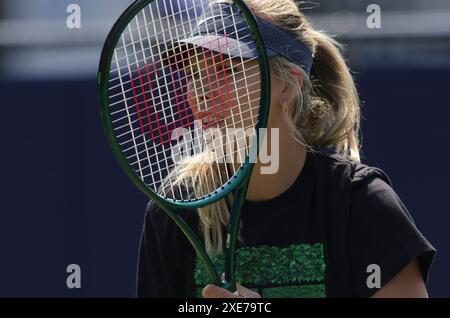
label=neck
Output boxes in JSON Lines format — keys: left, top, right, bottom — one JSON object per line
{"left": 245, "top": 135, "right": 307, "bottom": 202}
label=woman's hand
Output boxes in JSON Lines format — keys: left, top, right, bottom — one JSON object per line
{"left": 202, "top": 283, "right": 262, "bottom": 298}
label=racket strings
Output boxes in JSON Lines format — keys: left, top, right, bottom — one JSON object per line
{"left": 120, "top": 7, "right": 177, "bottom": 195}
{"left": 114, "top": 0, "right": 237, "bottom": 51}
{"left": 135, "top": 132, "right": 256, "bottom": 189}
{"left": 108, "top": 26, "right": 259, "bottom": 95}
{"left": 109, "top": 3, "right": 256, "bottom": 100}
{"left": 129, "top": 130, "right": 256, "bottom": 175}
{"left": 108, "top": 63, "right": 261, "bottom": 121}
{"left": 160, "top": 154, "right": 235, "bottom": 201}
{"left": 110, "top": 25, "right": 255, "bottom": 74}
{"left": 108, "top": 0, "right": 262, "bottom": 200}
{"left": 171, "top": 0, "right": 235, "bottom": 192}
{"left": 110, "top": 0, "right": 246, "bottom": 63}
{"left": 116, "top": 101, "right": 260, "bottom": 159}
{"left": 110, "top": 54, "right": 261, "bottom": 149}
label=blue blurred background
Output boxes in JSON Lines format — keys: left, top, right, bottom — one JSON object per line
{"left": 0, "top": 0, "right": 449, "bottom": 297}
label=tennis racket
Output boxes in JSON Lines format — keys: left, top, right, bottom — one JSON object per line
{"left": 98, "top": 0, "right": 271, "bottom": 292}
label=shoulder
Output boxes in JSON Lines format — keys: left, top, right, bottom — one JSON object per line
{"left": 308, "top": 151, "right": 412, "bottom": 233}
{"left": 310, "top": 152, "right": 429, "bottom": 242}
{"left": 310, "top": 151, "right": 392, "bottom": 186}
{"left": 314, "top": 152, "right": 410, "bottom": 219}
{"left": 308, "top": 151, "right": 393, "bottom": 205}
{"left": 307, "top": 150, "right": 410, "bottom": 237}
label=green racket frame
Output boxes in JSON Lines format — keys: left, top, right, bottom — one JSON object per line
{"left": 98, "top": 0, "right": 271, "bottom": 291}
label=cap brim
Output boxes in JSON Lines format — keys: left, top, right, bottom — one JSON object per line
{"left": 166, "top": 34, "right": 278, "bottom": 64}
{"left": 179, "top": 35, "right": 258, "bottom": 59}
{"left": 164, "top": 35, "right": 278, "bottom": 70}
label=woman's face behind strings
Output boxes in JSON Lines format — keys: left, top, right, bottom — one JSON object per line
{"left": 181, "top": 47, "right": 290, "bottom": 166}
{"left": 184, "top": 48, "right": 261, "bottom": 133}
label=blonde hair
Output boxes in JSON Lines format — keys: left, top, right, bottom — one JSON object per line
{"left": 162, "top": 0, "right": 361, "bottom": 255}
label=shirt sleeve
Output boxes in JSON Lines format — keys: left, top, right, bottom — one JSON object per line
{"left": 136, "top": 201, "right": 196, "bottom": 298}
{"left": 348, "top": 167, "right": 436, "bottom": 298}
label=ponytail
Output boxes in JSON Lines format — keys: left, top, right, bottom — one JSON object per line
{"left": 307, "top": 30, "right": 361, "bottom": 161}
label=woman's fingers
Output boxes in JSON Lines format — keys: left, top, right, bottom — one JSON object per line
{"left": 201, "top": 283, "right": 262, "bottom": 298}
{"left": 202, "top": 284, "right": 236, "bottom": 298}
{"left": 236, "top": 284, "right": 262, "bottom": 298}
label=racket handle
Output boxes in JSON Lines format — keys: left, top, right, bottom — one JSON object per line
{"left": 223, "top": 183, "right": 248, "bottom": 292}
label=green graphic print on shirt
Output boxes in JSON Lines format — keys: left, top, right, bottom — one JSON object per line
{"left": 194, "top": 243, "right": 326, "bottom": 298}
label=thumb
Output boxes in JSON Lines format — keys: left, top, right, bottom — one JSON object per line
{"left": 236, "top": 283, "right": 262, "bottom": 298}
{"left": 220, "top": 273, "right": 261, "bottom": 298}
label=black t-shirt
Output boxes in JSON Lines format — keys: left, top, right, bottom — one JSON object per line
{"left": 136, "top": 151, "right": 436, "bottom": 298}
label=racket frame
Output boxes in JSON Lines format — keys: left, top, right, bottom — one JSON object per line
{"left": 98, "top": 0, "right": 271, "bottom": 291}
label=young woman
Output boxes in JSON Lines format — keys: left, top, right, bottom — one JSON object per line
{"left": 137, "top": 0, "right": 435, "bottom": 298}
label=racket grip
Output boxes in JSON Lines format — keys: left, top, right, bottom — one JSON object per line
{"left": 223, "top": 184, "right": 248, "bottom": 292}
